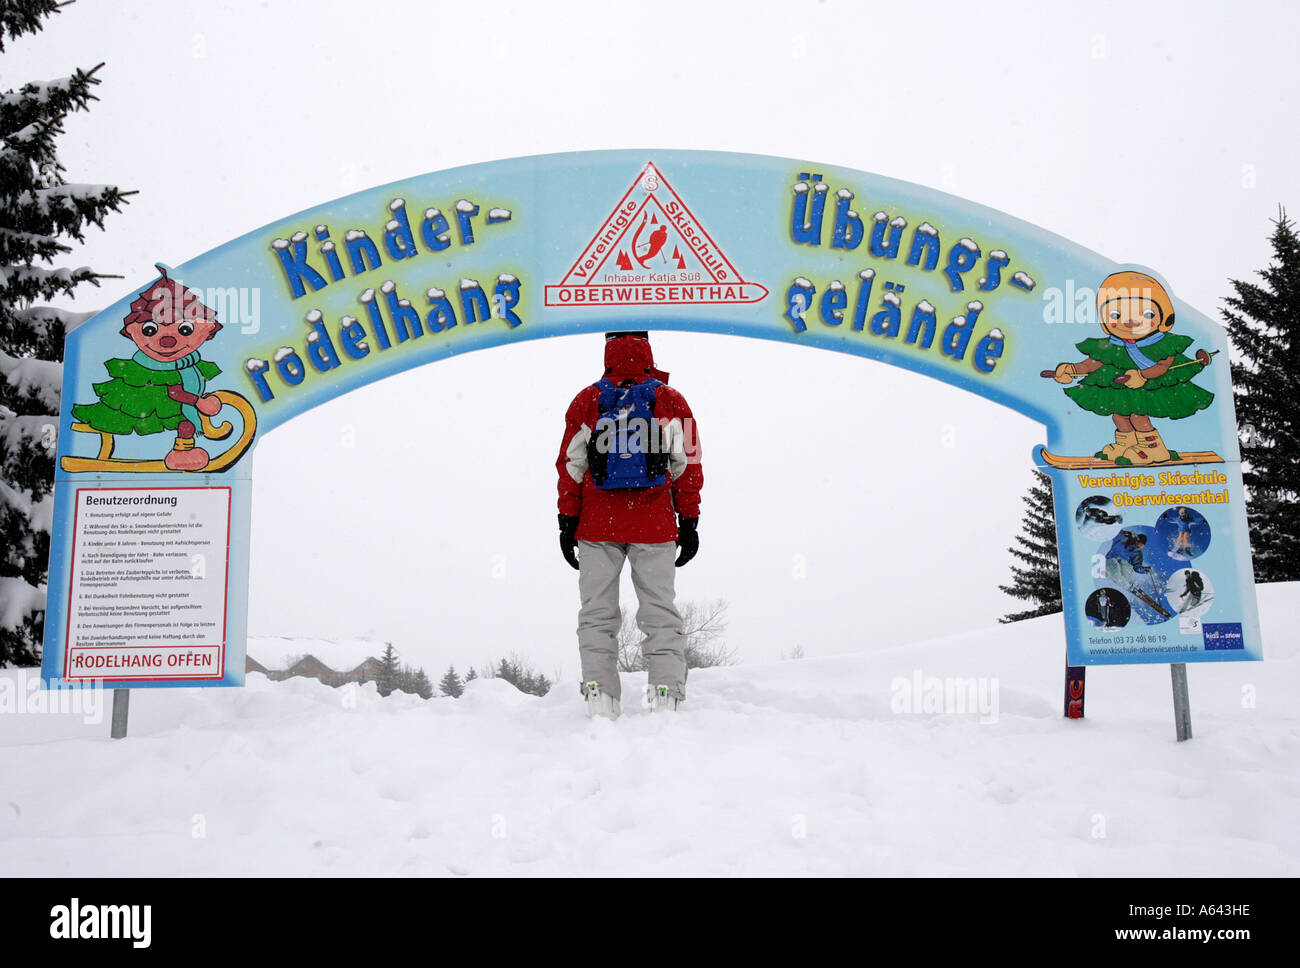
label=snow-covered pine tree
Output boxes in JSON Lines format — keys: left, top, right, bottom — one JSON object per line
{"left": 0, "top": 2, "right": 132, "bottom": 666}
{"left": 484, "top": 654, "right": 551, "bottom": 696}
{"left": 999, "top": 468, "right": 1063, "bottom": 623}
{"left": 394, "top": 663, "right": 429, "bottom": 697}
{"left": 439, "top": 664, "right": 463, "bottom": 698}
{"left": 495, "top": 657, "right": 516, "bottom": 686}
{"left": 1224, "top": 207, "right": 1300, "bottom": 582}
{"left": 375, "top": 643, "right": 400, "bottom": 697}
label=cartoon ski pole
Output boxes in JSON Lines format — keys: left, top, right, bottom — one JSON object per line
{"left": 1113, "top": 350, "right": 1218, "bottom": 385}
{"left": 1040, "top": 350, "right": 1218, "bottom": 382}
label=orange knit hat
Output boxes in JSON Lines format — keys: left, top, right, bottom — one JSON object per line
{"left": 1096, "top": 271, "right": 1175, "bottom": 330}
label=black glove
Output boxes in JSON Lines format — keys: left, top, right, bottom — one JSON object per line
{"left": 558, "top": 514, "right": 580, "bottom": 570}
{"left": 675, "top": 517, "right": 699, "bottom": 567}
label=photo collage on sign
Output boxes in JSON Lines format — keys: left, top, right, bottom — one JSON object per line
{"left": 1075, "top": 499, "right": 1214, "bottom": 630}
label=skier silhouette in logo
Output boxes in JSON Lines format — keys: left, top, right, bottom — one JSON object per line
{"left": 632, "top": 214, "right": 669, "bottom": 268}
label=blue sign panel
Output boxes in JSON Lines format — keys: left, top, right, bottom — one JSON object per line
{"left": 41, "top": 150, "right": 1262, "bottom": 686}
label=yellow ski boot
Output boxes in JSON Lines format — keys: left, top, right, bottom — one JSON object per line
{"left": 1119, "top": 430, "right": 1172, "bottom": 466}
{"left": 1095, "top": 430, "right": 1137, "bottom": 461}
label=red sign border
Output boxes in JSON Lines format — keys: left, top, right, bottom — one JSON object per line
{"left": 545, "top": 160, "right": 768, "bottom": 307}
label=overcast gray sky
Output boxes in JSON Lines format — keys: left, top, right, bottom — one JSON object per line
{"left": 11, "top": 0, "right": 1298, "bottom": 676}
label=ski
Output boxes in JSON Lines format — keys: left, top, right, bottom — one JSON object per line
{"left": 1037, "top": 449, "right": 1224, "bottom": 471}
{"left": 1128, "top": 586, "right": 1173, "bottom": 620}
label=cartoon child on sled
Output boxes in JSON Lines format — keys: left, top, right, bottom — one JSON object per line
{"left": 1044, "top": 270, "right": 1215, "bottom": 467}
{"left": 63, "top": 266, "right": 256, "bottom": 473}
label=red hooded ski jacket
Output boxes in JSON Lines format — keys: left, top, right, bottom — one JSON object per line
{"left": 557, "top": 335, "right": 703, "bottom": 543}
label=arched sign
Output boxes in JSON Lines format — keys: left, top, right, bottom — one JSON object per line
{"left": 40, "top": 150, "right": 1262, "bottom": 689}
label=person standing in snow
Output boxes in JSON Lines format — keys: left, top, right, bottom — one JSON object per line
{"left": 556, "top": 332, "right": 703, "bottom": 719}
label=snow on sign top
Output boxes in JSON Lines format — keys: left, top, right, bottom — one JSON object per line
{"left": 543, "top": 162, "right": 769, "bottom": 307}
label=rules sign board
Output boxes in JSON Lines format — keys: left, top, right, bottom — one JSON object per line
{"left": 62, "top": 487, "right": 230, "bottom": 683}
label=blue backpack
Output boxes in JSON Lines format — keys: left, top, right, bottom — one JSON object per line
{"left": 588, "top": 378, "right": 668, "bottom": 490}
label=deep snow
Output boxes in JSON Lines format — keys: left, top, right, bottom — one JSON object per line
{"left": 1, "top": 584, "right": 1296, "bottom": 876}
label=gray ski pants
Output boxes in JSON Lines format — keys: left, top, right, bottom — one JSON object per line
{"left": 577, "top": 540, "right": 686, "bottom": 701}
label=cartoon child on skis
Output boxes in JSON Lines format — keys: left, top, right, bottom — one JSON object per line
{"left": 70, "top": 266, "right": 227, "bottom": 471}
{"left": 1048, "top": 271, "right": 1214, "bottom": 465}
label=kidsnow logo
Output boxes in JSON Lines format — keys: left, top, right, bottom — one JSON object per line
{"left": 890, "top": 669, "right": 1000, "bottom": 724}
{"left": 545, "top": 161, "right": 769, "bottom": 308}
{"left": 49, "top": 898, "right": 151, "bottom": 948}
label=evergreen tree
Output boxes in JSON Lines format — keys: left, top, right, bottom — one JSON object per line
{"left": 0, "top": 2, "right": 132, "bottom": 666}
{"left": 375, "top": 643, "right": 400, "bottom": 697}
{"left": 528, "top": 669, "right": 553, "bottom": 697}
{"left": 395, "top": 663, "right": 414, "bottom": 694}
{"left": 392, "top": 663, "right": 432, "bottom": 699}
{"left": 999, "top": 469, "right": 1063, "bottom": 623}
{"left": 1224, "top": 207, "right": 1300, "bottom": 581}
{"left": 463, "top": 667, "right": 477, "bottom": 684}
{"left": 439, "top": 664, "right": 464, "bottom": 698}
{"left": 484, "top": 654, "right": 552, "bottom": 697}
{"left": 496, "top": 657, "right": 516, "bottom": 687}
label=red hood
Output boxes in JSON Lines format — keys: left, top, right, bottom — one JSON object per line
{"left": 604, "top": 335, "right": 669, "bottom": 384}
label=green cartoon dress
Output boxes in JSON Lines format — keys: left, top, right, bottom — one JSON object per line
{"left": 71, "top": 352, "right": 221, "bottom": 436}
{"left": 1065, "top": 333, "right": 1213, "bottom": 418}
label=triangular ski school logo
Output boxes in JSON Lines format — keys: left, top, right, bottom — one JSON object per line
{"left": 545, "top": 162, "right": 769, "bottom": 308}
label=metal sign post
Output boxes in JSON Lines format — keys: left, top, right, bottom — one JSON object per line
{"left": 1170, "top": 663, "right": 1192, "bottom": 742}
{"left": 110, "top": 688, "right": 129, "bottom": 739}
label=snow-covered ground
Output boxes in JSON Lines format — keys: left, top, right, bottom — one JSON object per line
{"left": 2, "top": 585, "right": 1296, "bottom": 876}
